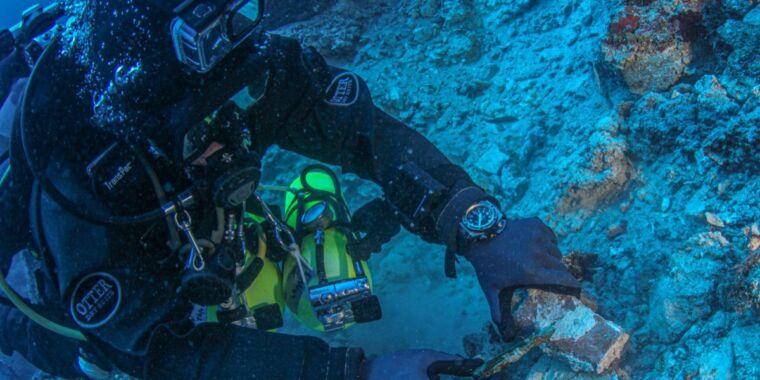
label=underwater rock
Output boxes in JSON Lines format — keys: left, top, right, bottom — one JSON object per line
{"left": 660, "top": 197, "right": 671, "bottom": 213}
{"left": 525, "top": 356, "right": 623, "bottom": 380}
{"left": 627, "top": 90, "right": 698, "bottom": 154}
{"left": 562, "top": 252, "right": 599, "bottom": 282}
{"left": 408, "top": 0, "right": 441, "bottom": 19}
{"left": 644, "top": 247, "right": 722, "bottom": 343}
{"left": 512, "top": 289, "right": 630, "bottom": 374}
{"left": 274, "top": 0, "right": 372, "bottom": 59}
{"left": 602, "top": 1, "right": 700, "bottom": 94}
{"left": 499, "top": 170, "right": 529, "bottom": 207}
{"left": 606, "top": 221, "right": 628, "bottom": 240}
{"left": 726, "top": 252, "right": 760, "bottom": 314}
{"left": 474, "top": 145, "right": 509, "bottom": 175}
{"left": 727, "top": 322, "right": 760, "bottom": 379}
{"left": 557, "top": 116, "right": 634, "bottom": 213}
{"left": 704, "top": 212, "right": 725, "bottom": 228}
{"left": 625, "top": 74, "right": 757, "bottom": 173}
{"left": 696, "top": 231, "right": 730, "bottom": 248}
{"left": 480, "top": 0, "right": 537, "bottom": 24}
{"left": 746, "top": 5, "right": 760, "bottom": 25}
{"left": 717, "top": 18, "right": 760, "bottom": 98}
{"left": 744, "top": 223, "right": 760, "bottom": 252}
{"left": 722, "top": 0, "right": 759, "bottom": 18}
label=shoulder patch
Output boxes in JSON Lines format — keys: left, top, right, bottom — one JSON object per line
{"left": 70, "top": 273, "right": 122, "bottom": 329}
{"left": 324, "top": 72, "right": 360, "bottom": 107}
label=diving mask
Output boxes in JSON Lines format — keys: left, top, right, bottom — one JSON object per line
{"left": 169, "top": 0, "right": 264, "bottom": 73}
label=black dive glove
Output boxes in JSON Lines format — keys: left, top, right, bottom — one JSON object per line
{"left": 463, "top": 217, "right": 581, "bottom": 340}
{"left": 361, "top": 349, "right": 483, "bottom": 380}
{"left": 348, "top": 199, "right": 401, "bottom": 260}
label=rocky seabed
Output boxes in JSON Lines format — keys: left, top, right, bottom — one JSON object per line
{"left": 271, "top": 1, "right": 759, "bottom": 379}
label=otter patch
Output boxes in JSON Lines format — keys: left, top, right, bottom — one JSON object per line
{"left": 70, "top": 273, "right": 121, "bottom": 329}
{"left": 324, "top": 72, "right": 360, "bottom": 106}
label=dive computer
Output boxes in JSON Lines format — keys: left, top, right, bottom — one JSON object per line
{"left": 459, "top": 200, "right": 506, "bottom": 244}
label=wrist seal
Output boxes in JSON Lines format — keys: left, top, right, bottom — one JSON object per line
{"left": 433, "top": 183, "right": 495, "bottom": 252}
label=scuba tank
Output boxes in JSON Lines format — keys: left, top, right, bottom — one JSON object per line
{"left": 187, "top": 212, "right": 286, "bottom": 331}
{"left": 280, "top": 165, "right": 382, "bottom": 332}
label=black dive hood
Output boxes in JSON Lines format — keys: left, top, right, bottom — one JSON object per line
{"left": 17, "top": 0, "right": 190, "bottom": 226}
{"left": 84, "top": 0, "right": 187, "bottom": 142}
{"left": 82, "top": 0, "right": 265, "bottom": 153}
{"left": 21, "top": 3, "right": 269, "bottom": 226}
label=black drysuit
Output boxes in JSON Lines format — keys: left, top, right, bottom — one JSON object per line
{"left": 0, "top": 34, "right": 490, "bottom": 379}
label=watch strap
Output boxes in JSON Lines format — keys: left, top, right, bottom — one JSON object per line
{"left": 444, "top": 247, "right": 458, "bottom": 278}
{"left": 433, "top": 181, "right": 496, "bottom": 251}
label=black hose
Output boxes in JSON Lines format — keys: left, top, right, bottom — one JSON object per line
{"left": 315, "top": 235, "right": 326, "bottom": 284}
{"left": 19, "top": 37, "right": 165, "bottom": 226}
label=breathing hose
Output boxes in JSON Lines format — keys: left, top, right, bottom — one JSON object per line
{"left": 0, "top": 164, "right": 86, "bottom": 341}
{"left": 0, "top": 163, "right": 9, "bottom": 186}
{"left": 0, "top": 272, "right": 86, "bottom": 341}
{"left": 19, "top": 36, "right": 165, "bottom": 226}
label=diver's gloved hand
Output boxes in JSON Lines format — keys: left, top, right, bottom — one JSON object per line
{"left": 348, "top": 199, "right": 401, "bottom": 260}
{"left": 463, "top": 217, "right": 581, "bottom": 341}
{"left": 361, "top": 349, "right": 483, "bottom": 380}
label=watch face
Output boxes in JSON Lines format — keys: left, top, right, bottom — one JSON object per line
{"left": 462, "top": 203, "right": 498, "bottom": 232}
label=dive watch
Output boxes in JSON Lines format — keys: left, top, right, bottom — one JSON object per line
{"left": 459, "top": 200, "right": 506, "bottom": 244}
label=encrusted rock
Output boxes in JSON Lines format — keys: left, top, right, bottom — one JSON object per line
{"left": 727, "top": 254, "right": 760, "bottom": 314}
{"left": 744, "top": 223, "right": 760, "bottom": 251}
{"left": 717, "top": 19, "right": 760, "bottom": 98}
{"left": 474, "top": 146, "right": 509, "bottom": 174}
{"left": 705, "top": 212, "right": 725, "bottom": 228}
{"left": 481, "top": 0, "right": 537, "bottom": 24}
{"left": 696, "top": 231, "right": 730, "bottom": 248}
{"left": 557, "top": 116, "right": 634, "bottom": 213}
{"left": 512, "top": 289, "right": 630, "bottom": 374}
{"left": 562, "top": 252, "right": 599, "bottom": 281}
{"left": 606, "top": 221, "right": 628, "bottom": 240}
{"left": 645, "top": 249, "right": 721, "bottom": 343}
{"left": 526, "top": 356, "right": 624, "bottom": 380}
{"left": 602, "top": 1, "right": 703, "bottom": 94}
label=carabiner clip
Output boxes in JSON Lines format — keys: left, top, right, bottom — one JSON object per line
{"left": 174, "top": 210, "right": 206, "bottom": 271}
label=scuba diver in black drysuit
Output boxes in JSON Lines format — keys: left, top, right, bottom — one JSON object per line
{"left": 0, "top": 1, "right": 581, "bottom": 379}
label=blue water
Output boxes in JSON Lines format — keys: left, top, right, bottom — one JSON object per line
{"left": 1, "top": 1, "right": 50, "bottom": 29}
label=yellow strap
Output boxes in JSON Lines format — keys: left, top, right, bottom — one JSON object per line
{"left": 0, "top": 271, "right": 87, "bottom": 341}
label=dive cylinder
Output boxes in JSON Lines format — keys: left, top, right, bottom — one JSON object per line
{"left": 281, "top": 165, "right": 382, "bottom": 332}
{"left": 193, "top": 218, "right": 285, "bottom": 331}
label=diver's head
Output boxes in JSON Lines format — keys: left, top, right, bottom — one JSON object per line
{"left": 145, "top": 0, "right": 265, "bottom": 73}
{"left": 61, "top": 0, "right": 265, "bottom": 144}
{"left": 72, "top": 0, "right": 264, "bottom": 77}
